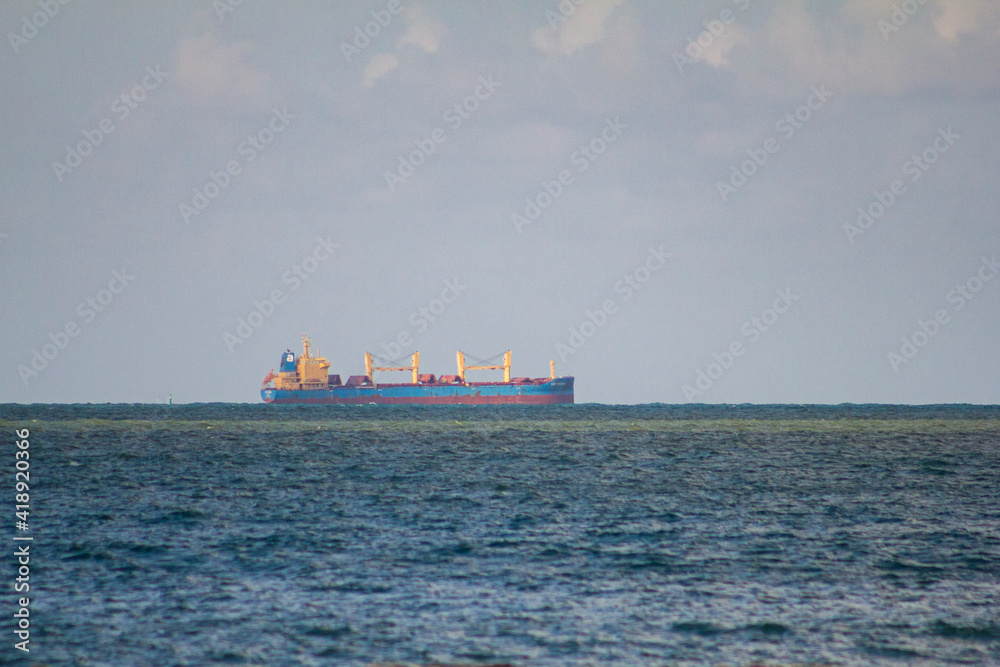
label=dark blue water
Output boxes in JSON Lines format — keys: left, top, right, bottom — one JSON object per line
{"left": 4, "top": 404, "right": 1000, "bottom": 666}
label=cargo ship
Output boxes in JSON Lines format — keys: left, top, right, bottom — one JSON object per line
{"left": 261, "top": 335, "right": 574, "bottom": 405}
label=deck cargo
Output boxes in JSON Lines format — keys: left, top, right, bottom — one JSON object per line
{"left": 261, "top": 335, "right": 574, "bottom": 405}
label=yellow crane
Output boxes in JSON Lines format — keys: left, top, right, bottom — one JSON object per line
{"left": 365, "top": 351, "right": 420, "bottom": 386}
{"left": 457, "top": 350, "right": 510, "bottom": 384}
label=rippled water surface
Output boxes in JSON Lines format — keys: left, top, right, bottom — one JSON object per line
{"left": 3, "top": 403, "right": 999, "bottom": 666}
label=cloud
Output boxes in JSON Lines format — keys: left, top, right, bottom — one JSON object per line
{"left": 364, "top": 53, "right": 400, "bottom": 87}
{"left": 171, "top": 29, "right": 268, "bottom": 107}
{"left": 397, "top": 4, "right": 448, "bottom": 53}
{"left": 532, "top": 0, "right": 626, "bottom": 56}
{"left": 933, "top": 0, "right": 1000, "bottom": 41}
{"left": 689, "top": 25, "right": 742, "bottom": 68}
{"left": 690, "top": 0, "right": 1000, "bottom": 99}
{"left": 360, "top": 4, "right": 445, "bottom": 87}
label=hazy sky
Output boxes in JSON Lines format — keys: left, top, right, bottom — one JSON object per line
{"left": 2, "top": 0, "right": 999, "bottom": 404}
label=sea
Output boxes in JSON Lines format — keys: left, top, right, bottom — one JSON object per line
{"left": 2, "top": 403, "right": 999, "bottom": 666}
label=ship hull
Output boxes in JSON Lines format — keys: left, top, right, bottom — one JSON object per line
{"left": 262, "top": 377, "right": 573, "bottom": 405}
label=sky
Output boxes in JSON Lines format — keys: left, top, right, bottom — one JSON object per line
{"left": 2, "top": 0, "right": 999, "bottom": 405}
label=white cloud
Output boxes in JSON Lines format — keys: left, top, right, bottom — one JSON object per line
{"left": 360, "top": 4, "right": 445, "bottom": 87}
{"left": 533, "top": 0, "right": 626, "bottom": 56}
{"left": 364, "top": 53, "right": 400, "bottom": 87}
{"left": 933, "top": 0, "right": 1000, "bottom": 41}
{"left": 692, "top": 0, "right": 1000, "bottom": 98}
{"left": 690, "top": 25, "right": 742, "bottom": 68}
{"left": 171, "top": 30, "right": 268, "bottom": 107}
{"left": 397, "top": 4, "right": 448, "bottom": 53}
